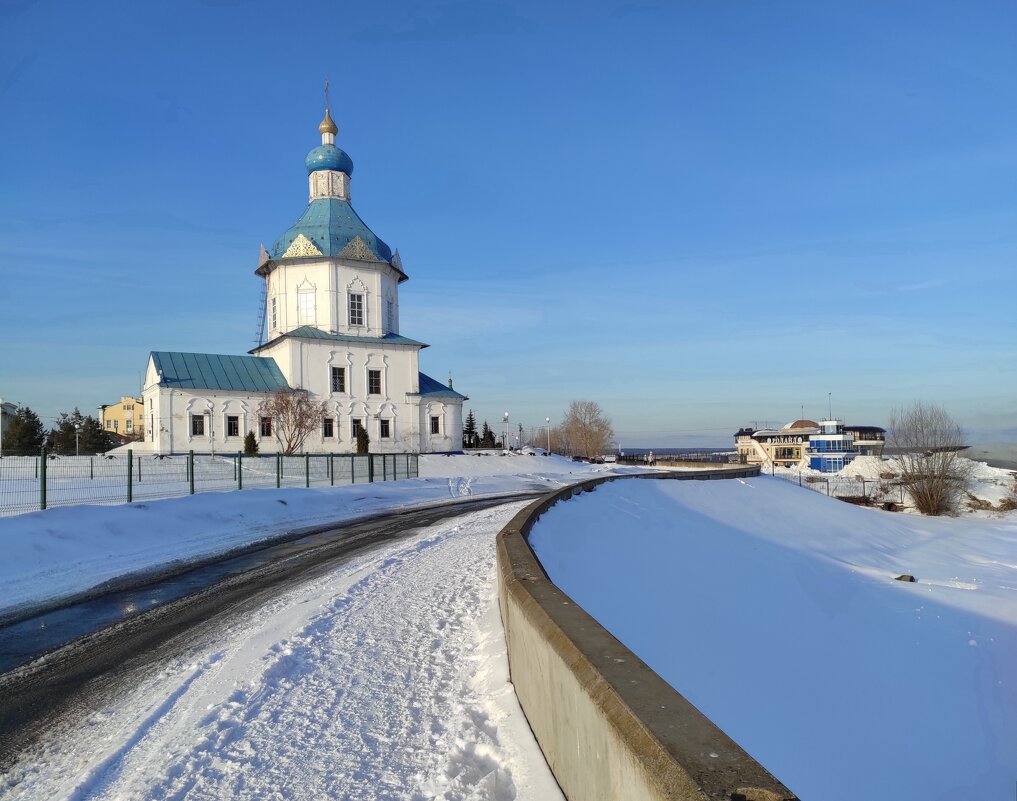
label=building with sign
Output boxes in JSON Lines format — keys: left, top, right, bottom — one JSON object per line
{"left": 735, "top": 419, "right": 885, "bottom": 471}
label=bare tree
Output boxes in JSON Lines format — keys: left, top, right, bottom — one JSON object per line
{"left": 887, "top": 402, "right": 971, "bottom": 516}
{"left": 260, "top": 390, "right": 328, "bottom": 455}
{"left": 560, "top": 400, "right": 615, "bottom": 458}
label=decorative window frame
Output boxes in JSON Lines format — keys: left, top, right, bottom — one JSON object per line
{"left": 296, "top": 277, "right": 317, "bottom": 326}
{"left": 326, "top": 351, "right": 353, "bottom": 396}
{"left": 323, "top": 400, "right": 344, "bottom": 445}
{"left": 346, "top": 276, "right": 369, "bottom": 330}
{"left": 425, "top": 402, "right": 446, "bottom": 439}
{"left": 363, "top": 353, "right": 389, "bottom": 403}
{"left": 184, "top": 397, "right": 213, "bottom": 443}
{"left": 374, "top": 403, "right": 398, "bottom": 445}
{"left": 383, "top": 290, "right": 396, "bottom": 334}
{"left": 222, "top": 399, "right": 249, "bottom": 441}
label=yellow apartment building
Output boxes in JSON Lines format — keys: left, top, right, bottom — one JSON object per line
{"left": 100, "top": 396, "right": 144, "bottom": 440}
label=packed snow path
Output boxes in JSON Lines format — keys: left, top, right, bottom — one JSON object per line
{"left": 1, "top": 502, "right": 563, "bottom": 801}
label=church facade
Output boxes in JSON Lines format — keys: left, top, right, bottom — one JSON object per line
{"left": 141, "top": 107, "right": 466, "bottom": 455}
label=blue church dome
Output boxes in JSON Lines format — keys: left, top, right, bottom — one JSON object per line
{"left": 305, "top": 144, "right": 354, "bottom": 175}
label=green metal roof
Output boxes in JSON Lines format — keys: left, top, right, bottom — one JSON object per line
{"left": 253, "top": 326, "right": 428, "bottom": 352}
{"left": 412, "top": 372, "right": 468, "bottom": 400}
{"left": 151, "top": 352, "right": 290, "bottom": 393}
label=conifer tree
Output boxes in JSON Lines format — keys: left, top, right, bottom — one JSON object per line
{"left": 4, "top": 405, "right": 46, "bottom": 455}
{"left": 479, "top": 421, "right": 496, "bottom": 448}
{"left": 48, "top": 409, "right": 116, "bottom": 454}
{"left": 243, "top": 431, "right": 259, "bottom": 455}
{"left": 462, "top": 410, "right": 478, "bottom": 449}
{"left": 356, "top": 426, "right": 370, "bottom": 455}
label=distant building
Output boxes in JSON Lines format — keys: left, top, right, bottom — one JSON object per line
{"left": 100, "top": 396, "right": 144, "bottom": 440}
{"left": 806, "top": 420, "right": 857, "bottom": 472}
{"left": 735, "top": 418, "right": 885, "bottom": 472}
{"left": 1, "top": 398, "right": 16, "bottom": 453}
{"left": 843, "top": 426, "right": 886, "bottom": 456}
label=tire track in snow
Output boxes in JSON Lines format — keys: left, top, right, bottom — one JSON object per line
{"left": 2, "top": 502, "right": 555, "bottom": 801}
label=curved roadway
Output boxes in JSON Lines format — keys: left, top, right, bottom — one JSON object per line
{"left": 0, "top": 492, "right": 536, "bottom": 771}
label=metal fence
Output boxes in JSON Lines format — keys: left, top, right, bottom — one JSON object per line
{"left": 0, "top": 450, "right": 420, "bottom": 518}
{"left": 770, "top": 469, "right": 907, "bottom": 508}
{"left": 617, "top": 452, "right": 732, "bottom": 466}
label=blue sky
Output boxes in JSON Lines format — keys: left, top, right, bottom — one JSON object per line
{"left": 1, "top": 0, "right": 1014, "bottom": 446}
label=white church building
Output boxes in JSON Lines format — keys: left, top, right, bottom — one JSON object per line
{"left": 141, "top": 106, "right": 466, "bottom": 455}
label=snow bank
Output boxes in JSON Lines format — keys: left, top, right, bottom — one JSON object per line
{"left": 775, "top": 455, "right": 1017, "bottom": 515}
{"left": 529, "top": 477, "right": 1017, "bottom": 801}
{"left": 0, "top": 454, "right": 617, "bottom": 619}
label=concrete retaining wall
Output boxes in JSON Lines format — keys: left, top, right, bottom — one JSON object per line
{"left": 496, "top": 467, "right": 799, "bottom": 801}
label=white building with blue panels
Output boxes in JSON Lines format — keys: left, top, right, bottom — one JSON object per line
{"left": 735, "top": 419, "right": 885, "bottom": 471}
{"left": 141, "top": 107, "right": 466, "bottom": 455}
{"left": 806, "top": 420, "right": 857, "bottom": 473}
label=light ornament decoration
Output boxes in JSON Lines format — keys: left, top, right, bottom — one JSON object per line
{"left": 282, "top": 234, "right": 323, "bottom": 258}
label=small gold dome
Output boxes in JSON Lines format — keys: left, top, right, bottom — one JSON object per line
{"left": 319, "top": 109, "right": 338, "bottom": 135}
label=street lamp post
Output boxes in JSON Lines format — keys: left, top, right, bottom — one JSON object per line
{"left": 545, "top": 417, "right": 551, "bottom": 453}
{"left": 503, "top": 411, "right": 509, "bottom": 452}
{"left": 74, "top": 422, "right": 81, "bottom": 457}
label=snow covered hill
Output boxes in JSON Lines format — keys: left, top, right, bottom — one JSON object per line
{"left": 529, "top": 475, "right": 1017, "bottom": 801}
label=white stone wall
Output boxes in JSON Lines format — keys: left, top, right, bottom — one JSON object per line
{"left": 142, "top": 348, "right": 463, "bottom": 456}
{"left": 265, "top": 258, "right": 402, "bottom": 340}
{"left": 418, "top": 398, "right": 465, "bottom": 454}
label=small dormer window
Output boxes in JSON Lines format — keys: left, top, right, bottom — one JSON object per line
{"left": 349, "top": 293, "right": 364, "bottom": 327}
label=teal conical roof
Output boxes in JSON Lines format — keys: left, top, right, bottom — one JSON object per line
{"left": 270, "top": 198, "right": 393, "bottom": 263}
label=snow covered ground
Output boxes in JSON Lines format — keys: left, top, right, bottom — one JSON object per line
{"left": 528, "top": 476, "right": 1017, "bottom": 801}
{"left": 772, "top": 455, "right": 1017, "bottom": 515}
{"left": 0, "top": 452, "right": 621, "bottom": 620}
{"left": 1, "top": 502, "right": 565, "bottom": 801}
{"left": 2, "top": 453, "right": 618, "bottom": 799}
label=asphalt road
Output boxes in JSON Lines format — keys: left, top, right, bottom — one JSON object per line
{"left": 0, "top": 493, "right": 534, "bottom": 771}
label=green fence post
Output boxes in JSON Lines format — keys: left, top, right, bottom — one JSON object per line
{"left": 350, "top": 454, "right": 355, "bottom": 484}
{"left": 137, "top": 454, "right": 141, "bottom": 483}
{"left": 368, "top": 454, "right": 375, "bottom": 483}
{"left": 276, "top": 453, "right": 281, "bottom": 488}
{"left": 305, "top": 453, "right": 310, "bottom": 488}
{"left": 237, "top": 453, "right": 243, "bottom": 490}
{"left": 330, "top": 454, "right": 335, "bottom": 486}
{"left": 189, "top": 450, "right": 195, "bottom": 495}
{"left": 127, "top": 449, "right": 133, "bottom": 503}
{"left": 40, "top": 448, "right": 47, "bottom": 511}
{"left": 90, "top": 457, "right": 94, "bottom": 480}
{"left": 383, "top": 454, "right": 388, "bottom": 481}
